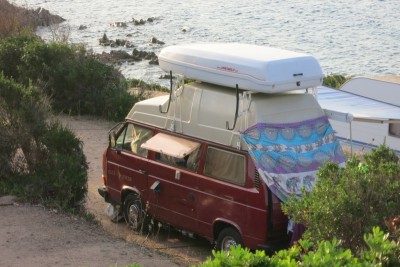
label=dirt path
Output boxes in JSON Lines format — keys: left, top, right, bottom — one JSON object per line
{"left": 0, "top": 115, "right": 212, "bottom": 267}
{"left": 0, "top": 204, "right": 174, "bottom": 267}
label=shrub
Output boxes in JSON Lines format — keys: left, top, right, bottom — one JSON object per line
{"left": 127, "top": 78, "right": 168, "bottom": 91}
{"left": 196, "top": 227, "right": 399, "bottom": 267}
{"left": 0, "top": 34, "right": 42, "bottom": 80}
{"left": 0, "top": 35, "right": 136, "bottom": 121}
{"left": 0, "top": 74, "right": 87, "bottom": 210}
{"left": 0, "top": 72, "right": 49, "bottom": 177}
{"left": 283, "top": 144, "right": 400, "bottom": 253}
{"left": 28, "top": 121, "right": 88, "bottom": 209}
{"left": 323, "top": 74, "right": 351, "bottom": 89}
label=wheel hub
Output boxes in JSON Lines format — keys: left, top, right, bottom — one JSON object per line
{"left": 128, "top": 204, "right": 140, "bottom": 228}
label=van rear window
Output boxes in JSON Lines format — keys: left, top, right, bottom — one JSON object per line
{"left": 203, "top": 147, "right": 246, "bottom": 185}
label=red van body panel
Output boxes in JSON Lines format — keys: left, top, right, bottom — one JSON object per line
{"left": 100, "top": 121, "right": 290, "bottom": 251}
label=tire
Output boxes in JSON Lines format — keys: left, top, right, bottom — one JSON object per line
{"left": 215, "top": 227, "right": 243, "bottom": 251}
{"left": 123, "top": 193, "right": 145, "bottom": 231}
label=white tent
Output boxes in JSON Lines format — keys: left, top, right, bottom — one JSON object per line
{"left": 316, "top": 85, "right": 400, "bottom": 154}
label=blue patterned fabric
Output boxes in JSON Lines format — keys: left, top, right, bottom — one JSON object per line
{"left": 242, "top": 116, "right": 346, "bottom": 202}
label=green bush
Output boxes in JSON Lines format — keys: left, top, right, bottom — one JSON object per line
{"left": 323, "top": 74, "right": 351, "bottom": 89}
{"left": 283, "top": 145, "right": 400, "bottom": 253}
{"left": 0, "top": 72, "right": 49, "bottom": 177}
{"left": 196, "top": 227, "right": 399, "bottom": 266}
{"left": 0, "top": 34, "right": 136, "bottom": 121}
{"left": 0, "top": 74, "right": 87, "bottom": 210}
{"left": 127, "top": 78, "right": 168, "bottom": 91}
{"left": 29, "top": 122, "right": 88, "bottom": 209}
{"left": 0, "top": 34, "right": 41, "bottom": 80}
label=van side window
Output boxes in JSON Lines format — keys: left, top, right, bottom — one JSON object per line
{"left": 116, "top": 124, "right": 152, "bottom": 157}
{"left": 203, "top": 147, "right": 246, "bottom": 185}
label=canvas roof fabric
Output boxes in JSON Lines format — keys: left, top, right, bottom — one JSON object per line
{"left": 141, "top": 133, "right": 200, "bottom": 158}
{"left": 316, "top": 86, "right": 400, "bottom": 123}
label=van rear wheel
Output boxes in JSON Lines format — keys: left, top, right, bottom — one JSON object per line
{"left": 216, "top": 227, "right": 243, "bottom": 251}
{"left": 123, "top": 193, "right": 145, "bottom": 231}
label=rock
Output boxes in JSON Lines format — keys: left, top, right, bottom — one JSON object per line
{"left": 150, "top": 37, "right": 165, "bottom": 45}
{"left": 110, "top": 22, "right": 128, "bottom": 28}
{"left": 110, "top": 50, "right": 132, "bottom": 60}
{"left": 147, "top": 17, "right": 154, "bottom": 22}
{"left": 149, "top": 58, "right": 159, "bottom": 65}
{"left": 78, "top": 25, "right": 87, "bottom": 30}
{"left": 25, "top": 7, "right": 65, "bottom": 27}
{"left": 114, "top": 39, "right": 134, "bottom": 48}
{"left": 133, "top": 18, "right": 146, "bottom": 26}
{"left": 99, "top": 35, "right": 134, "bottom": 48}
{"left": 95, "top": 50, "right": 134, "bottom": 64}
{"left": 144, "top": 53, "right": 153, "bottom": 60}
{"left": 99, "top": 33, "right": 111, "bottom": 46}
{"left": 0, "top": 195, "right": 18, "bottom": 206}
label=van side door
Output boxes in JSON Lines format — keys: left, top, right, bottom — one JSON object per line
{"left": 144, "top": 132, "right": 202, "bottom": 233}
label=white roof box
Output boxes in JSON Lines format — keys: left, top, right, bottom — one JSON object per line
{"left": 158, "top": 43, "right": 324, "bottom": 93}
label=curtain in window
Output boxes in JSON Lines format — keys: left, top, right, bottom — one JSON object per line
{"left": 204, "top": 147, "right": 245, "bottom": 185}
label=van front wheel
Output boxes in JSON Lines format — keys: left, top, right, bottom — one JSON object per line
{"left": 216, "top": 227, "right": 243, "bottom": 251}
{"left": 123, "top": 193, "right": 144, "bottom": 231}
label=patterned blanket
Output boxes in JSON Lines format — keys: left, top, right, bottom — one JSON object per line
{"left": 242, "top": 116, "right": 345, "bottom": 202}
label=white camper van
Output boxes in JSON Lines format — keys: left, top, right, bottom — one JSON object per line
{"left": 317, "top": 77, "right": 400, "bottom": 154}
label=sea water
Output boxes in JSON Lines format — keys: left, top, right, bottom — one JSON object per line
{"left": 11, "top": 0, "right": 400, "bottom": 85}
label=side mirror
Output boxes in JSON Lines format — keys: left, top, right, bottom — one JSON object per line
{"left": 110, "top": 131, "right": 122, "bottom": 154}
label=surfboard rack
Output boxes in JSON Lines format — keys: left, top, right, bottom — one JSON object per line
{"left": 159, "top": 70, "right": 173, "bottom": 114}
{"left": 226, "top": 84, "right": 239, "bottom": 130}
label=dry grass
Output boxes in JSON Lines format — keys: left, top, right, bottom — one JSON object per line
{"left": 0, "top": 0, "right": 65, "bottom": 39}
{"left": 0, "top": 0, "right": 33, "bottom": 38}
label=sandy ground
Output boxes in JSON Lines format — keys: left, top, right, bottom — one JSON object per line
{"left": 0, "top": 115, "right": 212, "bottom": 267}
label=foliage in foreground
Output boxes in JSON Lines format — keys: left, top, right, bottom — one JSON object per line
{"left": 283, "top": 144, "right": 400, "bottom": 253}
{"left": 322, "top": 73, "right": 351, "bottom": 88}
{"left": 0, "top": 34, "right": 137, "bottom": 121}
{"left": 0, "top": 74, "right": 87, "bottom": 210}
{"left": 127, "top": 78, "right": 168, "bottom": 91}
{"left": 196, "top": 227, "right": 399, "bottom": 267}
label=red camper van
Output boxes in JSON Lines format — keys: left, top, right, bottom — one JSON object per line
{"left": 98, "top": 44, "right": 344, "bottom": 251}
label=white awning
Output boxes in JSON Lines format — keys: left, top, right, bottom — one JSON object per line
{"left": 141, "top": 133, "right": 200, "bottom": 159}
{"left": 316, "top": 86, "right": 400, "bottom": 124}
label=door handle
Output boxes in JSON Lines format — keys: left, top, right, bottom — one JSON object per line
{"left": 188, "top": 192, "right": 195, "bottom": 202}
